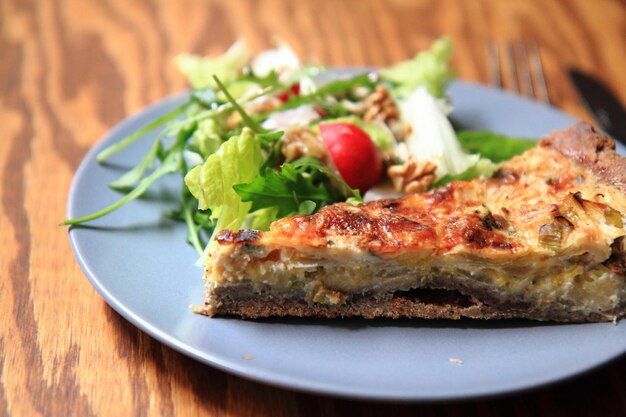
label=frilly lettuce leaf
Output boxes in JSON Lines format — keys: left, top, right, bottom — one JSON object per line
{"left": 184, "top": 127, "right": 262, "bottom": 263}
{"left": 175, "top": 40, "right": 250, "bottom": 89}
{"left": 380, "top": 37, "right": 455, "bottom": 98}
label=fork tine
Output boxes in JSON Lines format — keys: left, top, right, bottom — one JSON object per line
{"left": 488, "top": 39, "right": 551, "bottom": 104}
{"left": 487, "top": 41, "right": 502, "bottom": 88}
{"left": 515, "top": 41, "right": 534, "bottom": 98}
{"left": 528, "top": 40, "right": 550, "bottom": 103}
{"left": 504, "top": 41, "right": 519, "bottom": 93}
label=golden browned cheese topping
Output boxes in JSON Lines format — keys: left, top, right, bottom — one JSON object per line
{"left": 216, "top": 126, "right": 626, "bottom": 264}
{"left": 265, "top": 183, "right": 513, "bottom": 255}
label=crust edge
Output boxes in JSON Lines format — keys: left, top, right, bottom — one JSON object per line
{"left": 202, "top": 284, "right": 623, "bottom": 323}
{"left": 540, "top": 122, "right": 626, "bottom": 194}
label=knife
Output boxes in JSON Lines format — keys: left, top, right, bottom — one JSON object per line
{"left": 569, "top": 69, "right": 626, "bottom": 145}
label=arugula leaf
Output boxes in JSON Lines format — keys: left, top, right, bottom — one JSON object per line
{"left": 258, "top": 130, "right": 284, "bottom": 147}
{"left": 233, "top": 165, "right": 332, "bottom": 218}
{"left": 290, "top": 157, "right": 362, "bottom": 201}
{"left": 108, "top": 140, "right": 164, "bottom": 192}
{"left": 314, "top": 72, "right": 377, "bottom": 96}
{"left": 258, "top": 130, "right": 285, "bottom": 171}
{"left": 166, "top": 85, "right": 273, "bottom": 139}
{"left": 234, "top": 157, "right": 360, "bottom": 219}
{"left": 180, "top": 185, "right": 206, "bottom": 255}
{"left": 62, "top": 130, "right": 189, "bottom": 226}
{"left": 456, "top": 130, "right": 537, "bottom": 163}
{"left": 213, "top": 75, "right": 266, "bottom": 133}
{"left": 96, "top": 104, "right": 186, "bottom": 163}
{"left": 255, "top": 72, "right": 377, "bottom": 119}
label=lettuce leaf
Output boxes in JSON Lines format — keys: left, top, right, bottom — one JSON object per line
{"left": 175, "top": 40, "right": 250, "bottom": 89}
{"left": 190, "top": 117, "right": 224, "bottom": 159}
{"left": 380, "top": 37, "right": 455, "bottom": 98}
{"left": 456, "top": 130, "right": 537, "bottom": 163}
{"left": 397, "top": 87, "right": 478, "bottom": 178}
{"left": 184, "top": 127, "right": 262, "bottom": 263}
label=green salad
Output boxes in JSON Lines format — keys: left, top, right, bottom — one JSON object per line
{"left": 63, "top": 38, "right": 535, "bottom": 264}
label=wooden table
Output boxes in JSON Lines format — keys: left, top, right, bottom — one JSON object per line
{"left": 2, "top": 0, "right": 626, "bottom": 415}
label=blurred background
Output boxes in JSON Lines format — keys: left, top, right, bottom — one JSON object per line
{"left": 1, "top": 0, "right": 625, "bottom": 416}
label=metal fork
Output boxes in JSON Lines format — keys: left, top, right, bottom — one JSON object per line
{"left": 487, "top": 40, "right": 550, "bottom": 104}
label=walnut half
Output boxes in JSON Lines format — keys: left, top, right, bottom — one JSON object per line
{"left": 387, "top": 158, "right": 437, "bottom": 194}
{"left": 363, "top": 85, "right": 399, "bottom": 124}
{"left": 281, "top": 127, "right": 329, "bottom": 163}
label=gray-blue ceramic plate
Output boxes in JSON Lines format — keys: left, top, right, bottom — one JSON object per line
{"left": 67, "top": 79, "right": 626, "bottom": 401}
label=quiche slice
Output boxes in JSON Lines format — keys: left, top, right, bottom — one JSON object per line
{"left": 200, "top": 123, "right": 626, "bottom": 322}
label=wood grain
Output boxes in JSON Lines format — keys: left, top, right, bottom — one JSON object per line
{"left": 1, "top": 0, "right": 626, "bottom": 415}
